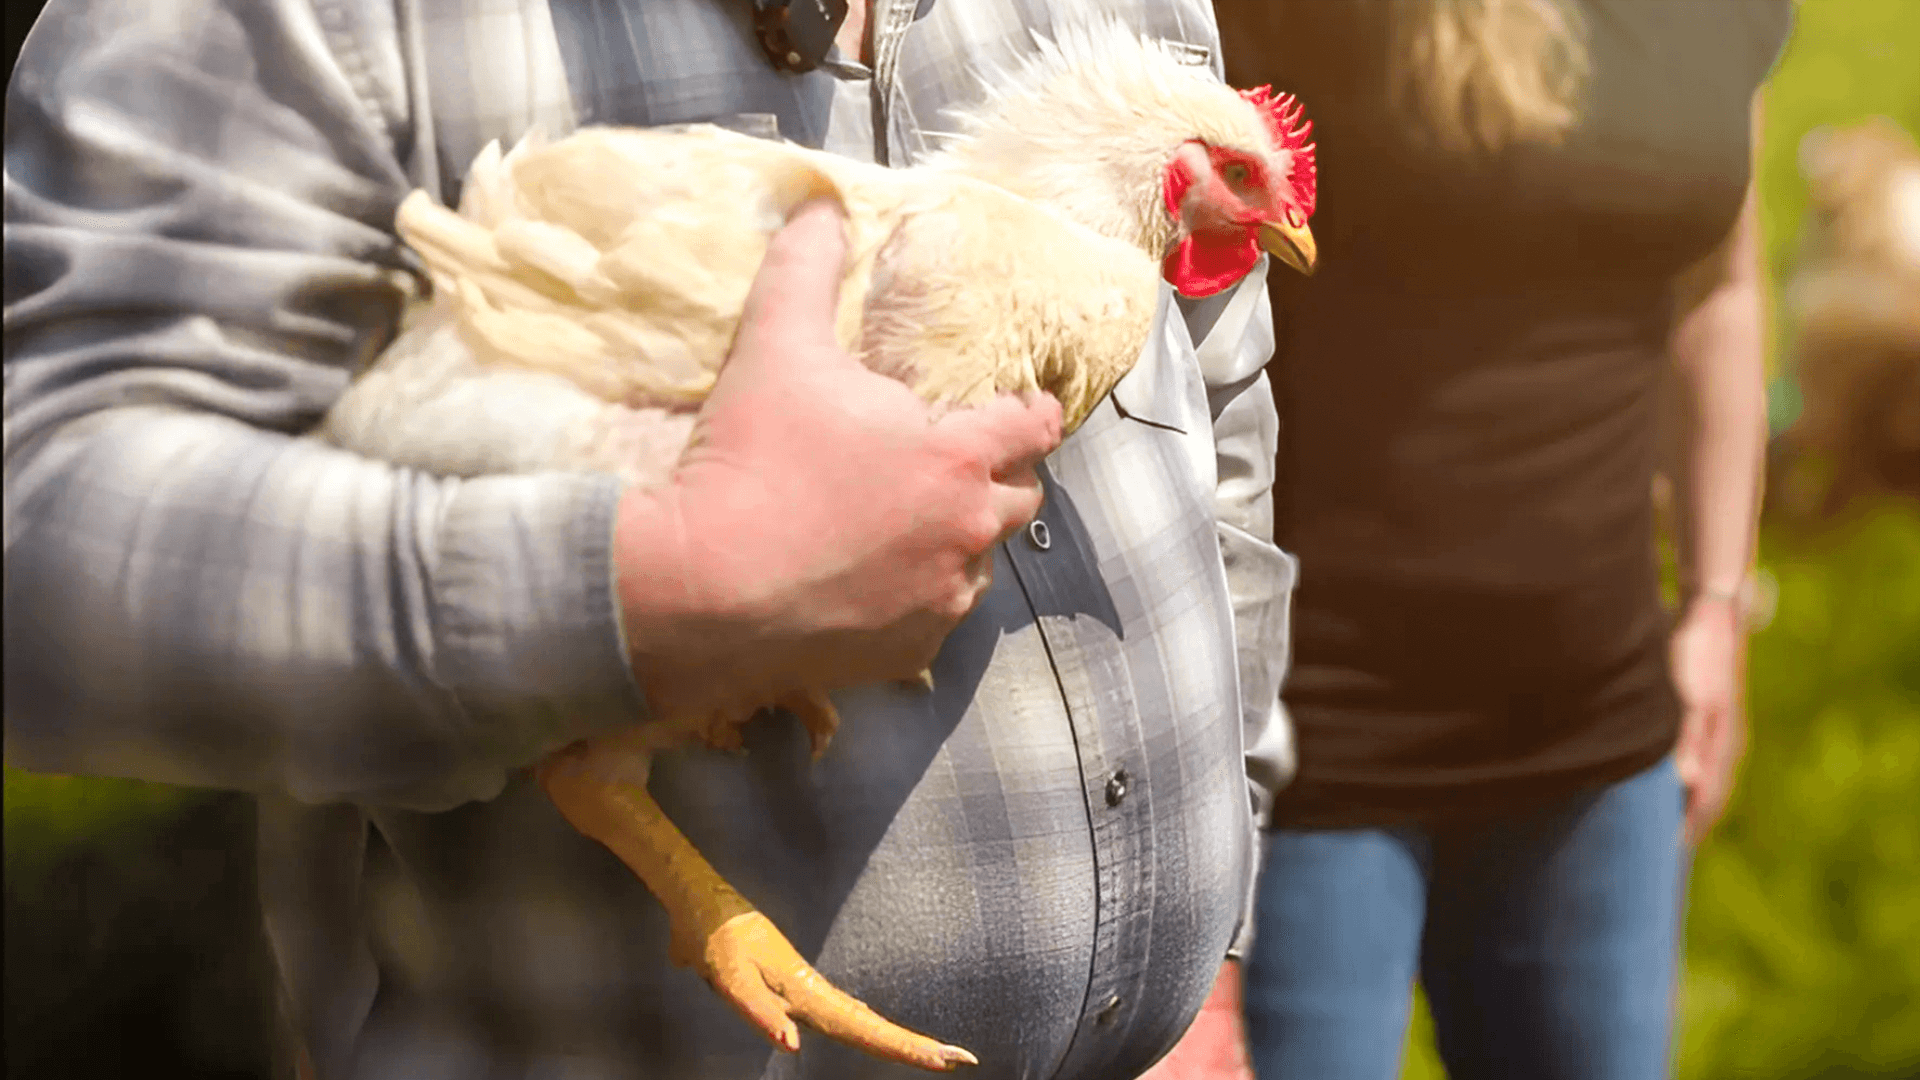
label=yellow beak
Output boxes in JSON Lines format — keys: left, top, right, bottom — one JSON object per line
{"left": 1259, "top": 218, "right": 1317, "bottom": 277}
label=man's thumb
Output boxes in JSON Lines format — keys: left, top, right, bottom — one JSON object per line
{"left": 735, "top": 197, "right": 851, "bottom": 360}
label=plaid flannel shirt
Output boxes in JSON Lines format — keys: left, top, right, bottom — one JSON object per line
{"left": 3, "top": 0, "right": 1297, "bottom": 1077}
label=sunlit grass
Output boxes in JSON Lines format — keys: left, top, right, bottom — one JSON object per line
{"left": 1398, "top": 503, "right": 1920, "bottom": 1079}
{"left": 4, "top": 766, "right": 198, "bottom": 874}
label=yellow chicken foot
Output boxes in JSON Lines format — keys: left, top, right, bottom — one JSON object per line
{"left": 536, "top": 744, "right": 978, "bottom": 1071}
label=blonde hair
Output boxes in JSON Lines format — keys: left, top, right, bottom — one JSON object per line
{"left": 1384, "top": 0, "right": 1591, "bottom": 154}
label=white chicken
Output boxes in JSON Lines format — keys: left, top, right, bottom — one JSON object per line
{"left": 318, "top": 20, "right": 1318, "bottom": 1072}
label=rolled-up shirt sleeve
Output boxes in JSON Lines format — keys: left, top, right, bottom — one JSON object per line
{"left": 3, "top": 0, "right": 645, "bottom": 812}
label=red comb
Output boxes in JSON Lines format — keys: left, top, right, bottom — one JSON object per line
{"left": 1239, "top": 85, "right": 1317, "bottom": 219}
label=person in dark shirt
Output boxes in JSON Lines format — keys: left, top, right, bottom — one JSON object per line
{"left": 1208, "top": 1, "right": 1792, "bottom": 1076}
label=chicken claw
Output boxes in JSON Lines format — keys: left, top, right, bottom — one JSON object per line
{"left": 696, "top": 910, "right": 980, "bottom": 1071}
{"left": 538, "top": 744, "right": 976, "bottom": 1071}
{"left": 700, "top": 706, "right": 752, "bottom": 753}
{"left": 774, "top": 676, "right": 933, "bottom": 761}
{"left": 777, "top": 689, "right": 841, "bottom": 760}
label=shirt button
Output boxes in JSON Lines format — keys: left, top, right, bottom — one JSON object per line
{"left": 1105, "top": 769, "right": 1129, "bottom": 807}
{"left": 1095, "top": 995, "right": 1122, "bottom": 1026}
{"left": 1027, "top": 520, "right": 1052, "bottom": 551}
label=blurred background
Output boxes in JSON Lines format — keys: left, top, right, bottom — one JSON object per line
{"left": 4, "top": 1, "right": 1917, "bottom": 1078}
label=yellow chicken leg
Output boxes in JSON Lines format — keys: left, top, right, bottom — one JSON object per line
{"left": 537, "top": 744, "right": 978, "bottom": 1071}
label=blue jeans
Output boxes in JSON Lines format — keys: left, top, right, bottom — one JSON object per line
{"left": 1243, "top": 756, "right": 1687, "bottom": 1080}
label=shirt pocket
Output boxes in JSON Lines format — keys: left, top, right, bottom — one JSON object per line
{"left": 1109, "top": 286, "right": 1221, "bottom": 496}
{"left": 1111, "top": 287, "right": 1201, "bottom": 435}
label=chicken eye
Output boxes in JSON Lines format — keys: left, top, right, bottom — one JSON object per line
{"left": 1222, "top": 163, "right": 1251, "bottom": 186}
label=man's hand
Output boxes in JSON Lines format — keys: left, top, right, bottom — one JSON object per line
{"left": 1137, "top": 962, "right": 1254, "bottom": 1080}
{"left": 1671, "top": 595, "right": 1749, "bottom": 846}
{"left": 615, "top": 199, "right": 1063, "bottom": 719}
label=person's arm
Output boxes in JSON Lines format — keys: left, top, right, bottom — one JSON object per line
{"left": 3, "top": 0, "right": 645, "bottom": 811}
{"left": 1663, "top": 92, "right": 1770, "bottom": 844}
{"left": 3, "top": 0, "right": 1062, "bottom": 812}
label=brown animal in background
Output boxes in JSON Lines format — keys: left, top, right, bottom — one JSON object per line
{"left": 1787, "top": 116, "right": 1920, "bottom": 512}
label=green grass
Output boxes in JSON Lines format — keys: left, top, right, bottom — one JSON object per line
{"left": 1395, "top": 503, "right": 1920, "bottom": 1080}
{"left": 1676, "top": 504, "right": 1920, "bottom": 1079}
{"left": 3, "top": 766, "right": 199, "bottom": 874}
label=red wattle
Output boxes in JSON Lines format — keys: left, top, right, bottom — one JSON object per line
{"left": 1162, "top": 233, "right": 1260, "bottom": 298}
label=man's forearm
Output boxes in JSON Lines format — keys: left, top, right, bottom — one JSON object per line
{"left": 3, "top": 407, "right": 645, "bottom": 809}
{"left": 3, "top": 0, "right": 645, "bottom": 809}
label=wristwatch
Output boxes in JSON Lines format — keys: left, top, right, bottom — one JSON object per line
{"left": 1693, "top": 571, "right": 1777, "bottom": 631}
